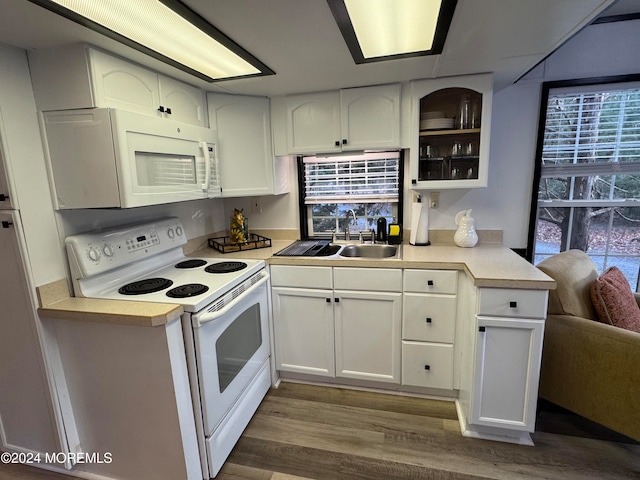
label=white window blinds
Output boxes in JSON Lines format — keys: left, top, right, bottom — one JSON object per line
{"left": 303, "top": 151, "right": 400, "bottom": 204}
{"left": 542, "top": 84, "right": 640, "bottom": 178}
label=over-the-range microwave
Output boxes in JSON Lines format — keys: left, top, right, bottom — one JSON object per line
{"left": 40, "top": 108, "right": 221, "bottom": 209}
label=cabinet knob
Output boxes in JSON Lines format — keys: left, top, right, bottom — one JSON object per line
{"left": 326, "top": 298, "right": 331, "bottom": 303}
{"left": 424, "top": 365, "right": 431, "bottom": 371}
{"left": 158, "top": 106, "right": 165, "bottom": 113}
{"left": 342, "top": 139, "right": 347, "bottom": 145}
{"left": 427, "top": 280, "right": 434, "bottom": 286}
{"left": 166, "top": 107, "right": 172, "bottom": 114}
{"left": 425, "top": 317, "right": 432, "bottom": 323}
{"left": 335, "top": 298, "right": 340, "bottom": 303}
{"left": 0, "top": 193, "right": 9, "bottom": 201}
{"left": 412, "top": 179, "right": 417, "bottom": 185}
{"left": 1, "top": 221, "right": 13, "bottom": 228}
{"left": 479, "top": 326, "right": 486, "bottom": 332}
{"left": 335, "top": 140, "right": 340, "bottom": 147}
{"left": 509, "top": 301, "right": 518, "bottom": 308}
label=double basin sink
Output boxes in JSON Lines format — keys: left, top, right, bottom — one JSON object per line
{"left": 275, "top": 239, "right": 401, "bottom": 259}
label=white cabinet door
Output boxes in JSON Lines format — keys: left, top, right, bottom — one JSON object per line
{"left": 284, "top": 91, "right": 342, "bottom": 154}
{"left": 160, "top": 76, "right": 207, "bottom": 127}
{"left": 340, "top": 84, "right": 401, "bottom": 150}
{"left": 0, "top": 212, "right": 61, "bottom": 454}
{"left": 90, "top": 49, "right": 161, "bottom": 117}
{"left": 271, "top": 287, "right": 335, "bottom": 377}
{"left": 208, "top": 93, "right": 277, "bottom": 196}
{"left": 470, "top": 316, "right": 544, "bottom": 432}
{"left": 334, "top": 290, "right": 402, "bottom": 383}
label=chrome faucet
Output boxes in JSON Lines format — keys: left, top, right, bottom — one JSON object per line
{"left": 345, "top": 209, "right": 357, "bottom": 241}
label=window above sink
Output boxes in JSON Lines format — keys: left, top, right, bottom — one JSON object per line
{"left": 298, "top": 151, "right": 404, "bottom": 239}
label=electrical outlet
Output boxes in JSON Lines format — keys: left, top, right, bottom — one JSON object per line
{"left": 430, "top": 191, "right": 440, "bottom": 209}
{"left": 251, "top": 197, "right": 262, "bottom": 213}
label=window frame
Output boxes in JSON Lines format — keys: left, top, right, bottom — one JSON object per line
{"left": 297, "top": 150, "right": 405, "bottom": 239}
{"left": 527, "top": 74, "right": 640, "bottom": 262}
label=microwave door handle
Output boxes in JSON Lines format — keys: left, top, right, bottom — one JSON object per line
{"left": 200, "top": 142, "right": 210, "bottom": 191}
{"left": 193, "top": 273, "right": 270, "bottom": 326}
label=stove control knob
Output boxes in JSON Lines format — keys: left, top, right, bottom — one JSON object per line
{"left": 103, "top": 244, "right": 114, "bottom": 257}
{"left": 167, "top": 228, "right": 175, "bottom": 239}
{"left": 176, "top": 226, "right": 183, "bottom": 237}
{"left": 87, "top": 247, "right": 101, "bottom": 262}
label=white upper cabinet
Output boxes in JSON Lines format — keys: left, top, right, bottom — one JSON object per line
{"left": 29, "top": 45, "right": 207, "bottom": 127}
{"left": 410, "top": 74, "right": 492, "bottom": 190}
{"left": 208, "top": 93, "right": 287, "bottom": 197}
{"left": 272, "top": 84, "right": 401, "bottom": 155}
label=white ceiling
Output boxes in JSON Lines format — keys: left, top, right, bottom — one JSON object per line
{"left": 0, "top": 0, "right": 626, "bottom": 97}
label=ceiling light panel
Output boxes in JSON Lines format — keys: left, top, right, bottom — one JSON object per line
{"left": 30, "top": 0, "right": 273, "bottom": 81}
{"left": 328, "top": 0, "right": 457, "bottom": 63}
{"left": 345, "top": 0, "right": 441, "bottom": 58}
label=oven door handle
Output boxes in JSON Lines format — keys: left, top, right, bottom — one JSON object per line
{"left": 194, "top": 273, "right": 269, "bottom": 325}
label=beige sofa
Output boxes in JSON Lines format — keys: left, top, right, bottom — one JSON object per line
{"left": 536, "top": 249, "right": 640, "bottom": 441}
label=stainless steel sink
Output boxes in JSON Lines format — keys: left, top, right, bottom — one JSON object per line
{"left": 339, "top": 244, "right": 399, "bottom": 259}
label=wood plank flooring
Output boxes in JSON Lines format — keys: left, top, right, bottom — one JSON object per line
{"left": 1, "top": 381, "right": 639, "bottom": 480}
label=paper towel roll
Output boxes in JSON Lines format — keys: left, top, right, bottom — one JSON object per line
{"left": 415, "top": 202, "right": 429, "bottom": 244}
{"left": 410, "top": 201, "right": 429, "bottom": 245}
{"left": 410, "top": 202, "right": 422, "bottom": 245}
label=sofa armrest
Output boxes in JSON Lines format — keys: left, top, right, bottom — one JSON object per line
{"left": 539, "top": 314, "right": 640, "bottom": 441}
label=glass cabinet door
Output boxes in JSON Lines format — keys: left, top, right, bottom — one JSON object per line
{"left": 410, "top": 74, "right": 492, "bottom": 190}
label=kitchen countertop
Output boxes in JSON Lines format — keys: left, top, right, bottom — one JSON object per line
{"left": 37, "top": 239, "right": 554, "bottom": 328}
{"left": 191, "top": 240, "right": 555, "bottom": 290}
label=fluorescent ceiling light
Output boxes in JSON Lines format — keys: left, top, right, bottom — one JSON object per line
{"left": 28, "top": 0, "right": 274, "bottom": 82}
{"left": 328, "top": 0, "right": 457, "bottom": 63}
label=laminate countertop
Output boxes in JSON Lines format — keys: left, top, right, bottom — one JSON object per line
{"left": 37, "top": 240, "right": 554, "bottom": 327}
{"left": 191, "top": 240, "right": 555, "bottom": 290}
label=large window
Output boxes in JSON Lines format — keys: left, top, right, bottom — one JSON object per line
{"left": 299, "top": 151, "right": 402, "bottom": 238}
{"left": 530, "top": 80, "right": 640, "bottom": 290}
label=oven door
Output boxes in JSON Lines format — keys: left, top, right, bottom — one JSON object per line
{"left": 191, "top": 272, "right": 270, "bottom": 435}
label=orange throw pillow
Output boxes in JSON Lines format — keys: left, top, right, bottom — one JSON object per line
{"left": 591, "top": 266, "right": 640, "bottom": 333}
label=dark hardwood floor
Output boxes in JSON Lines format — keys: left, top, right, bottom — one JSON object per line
{"left": 2, "top": 382, "right": 639, "bottom": 480}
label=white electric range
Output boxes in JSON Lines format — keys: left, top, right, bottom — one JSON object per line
{"left": 65, "top": 217, "right": 271, "bottom": 478}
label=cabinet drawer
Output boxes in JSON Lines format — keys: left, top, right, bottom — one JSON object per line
{"left": 402, "top": 342, "right": 453, "bottom": 390}
{"left": 404, "top": 269, "right": 457, "bottom": 294}
{"left": 334, "top": 267, "right": 402, "bottom": 292}
{"left": 477, "top": 288, "right": 548, "bottom": 319}
{"left": 270, "top": 265, "right": 332, "bottom": 289}
{"left": 403, "top": 294, "right": 456, "bottom": 343}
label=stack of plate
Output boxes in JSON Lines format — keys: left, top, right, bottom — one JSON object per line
{"left": 420, "top": 117, "right": 454, "bottom": 130}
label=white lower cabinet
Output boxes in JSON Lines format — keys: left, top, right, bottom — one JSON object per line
{"left": 459, "top": 286, "right": 548, "bottom": 444}
{"left": 271, "top": 286, "right": 335, "bottom": 377}
{"left": 402, "top": 269, "right": 457, "bottom": 390}
{"left": 334, "top": 289, "right": 401, "bottom": 383}
{"left": 271, "top": 265, "right": 401, "bottom": 384}
{"left": 470, "top": 316, "right": 544, "bottom": 431}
